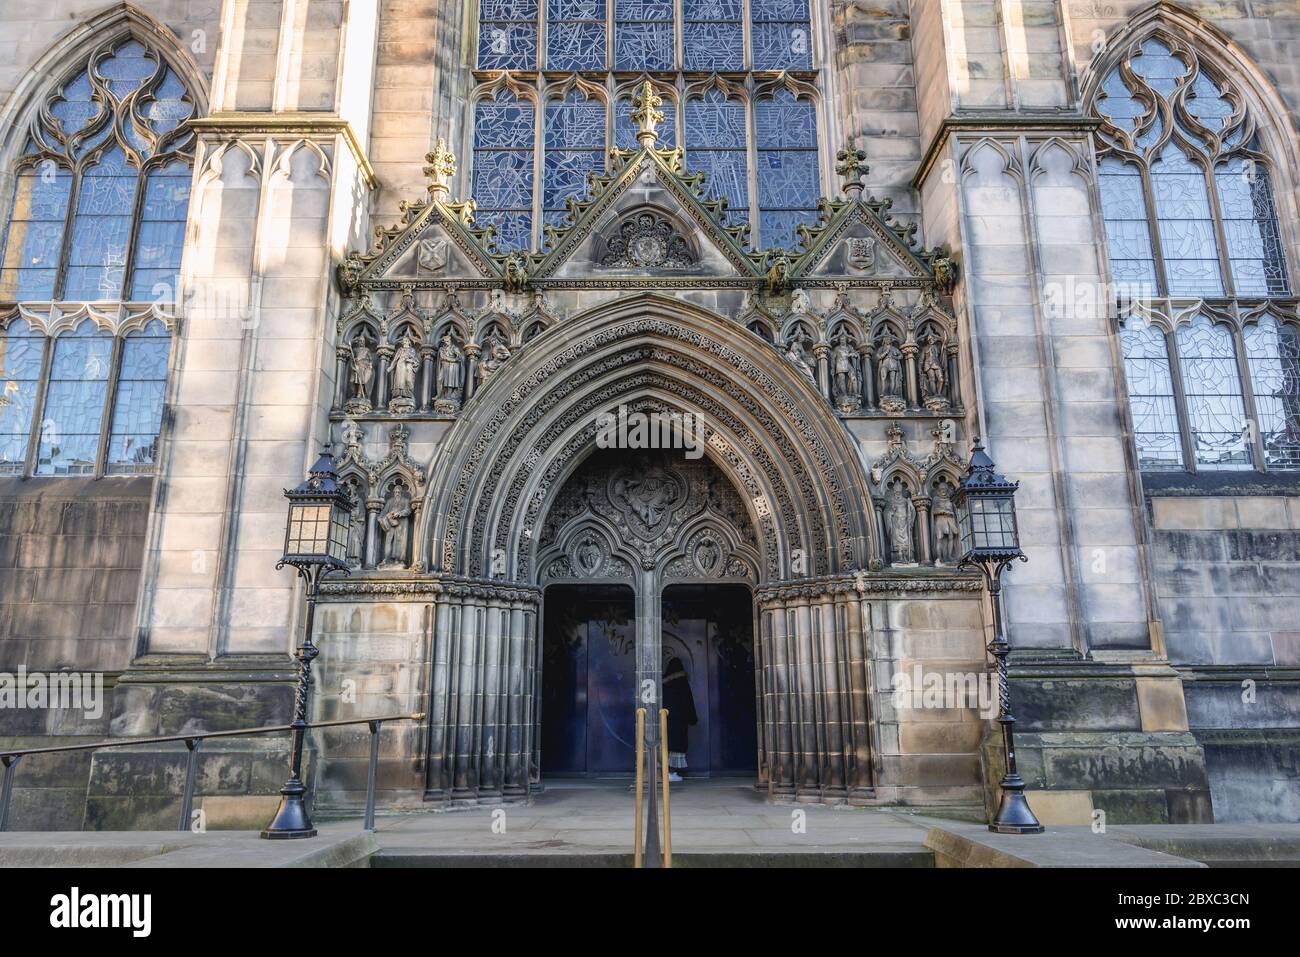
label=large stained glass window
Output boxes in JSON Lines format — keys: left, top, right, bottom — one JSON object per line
{"left": 473, "top": 90, "right": 537, "bottom": 252}
{"left": 1120, "top": 316, "right": 1184, "bottom": 470}
{"left": 1096, "top": 30, "right": 1298, "bottom": 474}
{"left": 0, "top": 317, "right": 171, "bottom": 477}
{"left": 543, "top": 90, "right": 606, "bottom": 229}
{"left": 473, "top": 3, "right": 821, "bottom": 249}
{"left": 0, "top": 37, "right": 196, "bottom": 303}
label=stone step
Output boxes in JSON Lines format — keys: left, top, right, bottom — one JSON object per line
{"left": 368, "top": 846, "right": 935, "bottom": 868}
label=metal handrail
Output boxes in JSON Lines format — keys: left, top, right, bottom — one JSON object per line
{"left": 0, "top": 712, "right": 424, "bottom": 834}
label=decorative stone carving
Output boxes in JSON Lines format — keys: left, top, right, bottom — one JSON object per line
{"left": 600, "top": 211, "right": 695, "bottom": 268}
{"left": 423, "top": 137, "right": 456, "bottom": 197}
{"left": 831, "top": 330, "right": 861, "bottom": 413}
{"left": 387, "top": 334, "right": 420, "bottom": 414}
{"left": 920, "top": 332, "right": 949, "bottom": 412}
{"left": 846, "top": 237, "right": 876, "bottom": 272}
{"left": 610, "top": 463, "right": 686, "bottom": 538}
{"left": 501, "top": 251, "right": 529, "bottom": 293}
{"left": 835, "top": 136, "right": 869, "bottom": 196}
{"left": 785, "top": 335, "right": 816, "bottom": 382}
{"left": 435, "top": 333, "right": 464, "bottom": 413}
{"left": 932, "top": 255, "right": 959, "bottom": 295}
{"left": 629, "top": 79, "right": 665, "bottom": 148}
{"left": 346, "top": 332, "right": 375, "bottom": 413}
{"left": 345, "top": 478, "right": 367, "bottom": 568}
{"left": 378, "top": 481, "right": 414, "bottom": 568}
{"left": 765, "top": 250, "right": 792, "bottom": 295}
{"left": 789, "top": 287, "right": 811, "bottom": 316}
{"left": 932, "top": 479, "right": 961, "bottom": 566}
{"left": 885, "top": 478, "right": 916, "bottom": 565}
{"left": 574, "top": 534, "right": 604, "bottom": 576}
{"left": 476, "top": 334, "right": 511, "bottom": 382}
{"left": 876, "top": 331, "right": 905, "bottom": 413}
{"left": 417, "top": 237, "right": 449, "bottom": 273}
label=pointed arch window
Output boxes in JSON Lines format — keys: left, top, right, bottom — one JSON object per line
{"left": 0, "top": 38, "right": 196, "bottom": 303}
{"left": 0, "top": 320, "right": 44, "bottom": 473}
{"left": 471, "top": 3, "right": 823, "bottom": 250}
{"left": 1095, "top": 31, "right": 1300, "bottom": 474}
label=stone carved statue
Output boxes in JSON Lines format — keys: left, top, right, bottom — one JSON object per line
{"left": 790, "top": 287, "right": 811, "bottom": 316}
{"left": 347, "top": 332, "right": 374, "bottom": 413}
{"left": 932, "top": 481, "right": 961, "bottom": 566}
{"left": 388, "top": 334, "right": 420, "bottom": 414}
{"left": 378, "top": 483, "right": 413, "bottom": 567}
{"left": 832, "top": 331, "right": 860, "bottom": 412}
{"left": 785, "top": 336, "right": 816, "bottom": 381}
{"left": 477, "top": 334, "right": 511, "bottom": 382}
{"left": 921, "top": 333, "right": 947, "bottom": 410}
{"left": 877, "top": 332, "right": 904, "bottom": 412}
{"left": 435, "top": 334, "right": 463, "bottom": 412}
{"left": 346, "top": 484, "right": 366, "bottom": 568}
{"left": 885, "top": 480, "right": 916, "bottom": 565}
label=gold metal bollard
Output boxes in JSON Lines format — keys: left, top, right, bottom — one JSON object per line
{"left": 634, "top": 707, "right": 645, "bottom": 868}
{"left": 660, "top": 708, "right": 671, "bottom": 868}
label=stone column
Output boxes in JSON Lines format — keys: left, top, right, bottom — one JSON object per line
{"left": 374, "top": 343, "right": 393, "bottom": 411}
{"left": 859, "top": 344, "right": 875, "bottom": 409}
{"left": 813, "top": 343, "right": 831, "bottom": 401}
{"left": 419, "top": 346, "right": 436, "bottom": 412}
{"left": 913, "top": 495, "right": 932, "bottom": 566}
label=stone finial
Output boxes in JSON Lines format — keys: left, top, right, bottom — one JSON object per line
{"left": 835, "top": 137, "right": 869, "bottom": 197}
{"left": 629, "top": 80, "right": 665, "bottom": 148}
{"left": 424, "top": 138, "right": 457, "bottom": 197}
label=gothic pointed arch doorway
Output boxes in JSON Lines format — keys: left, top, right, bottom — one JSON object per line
{"left": 536, "top": 447, "right": 761, "bottom": 778}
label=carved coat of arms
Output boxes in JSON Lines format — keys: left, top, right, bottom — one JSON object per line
{"left": 846, "top": 236, "right": 876, "bottom": 271}
{"left": 417, "top": 237, "right": 449, "bottom": 273}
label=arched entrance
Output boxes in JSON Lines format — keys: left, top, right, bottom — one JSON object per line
{"left": 418, "top": 294, "right": 883, "bottom": 803}
{"left": 535, "top": 447, "right": 760, "bottom": 777}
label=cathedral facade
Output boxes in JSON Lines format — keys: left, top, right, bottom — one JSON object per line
{"left": 1, "top": 0, "right": 1299, "bottom": 830}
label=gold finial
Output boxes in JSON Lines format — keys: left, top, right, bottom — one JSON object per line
{"left": 424, "top": 138, "right": 457, "bottom": 197}
{"left": 835, "top": 136, "right": 869, "bottom": 197}
{"left": 629, "top": 80, "right": 665, "bottom": 149}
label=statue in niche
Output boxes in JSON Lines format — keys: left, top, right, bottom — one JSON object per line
{"left": 831, "top": 331, "right": 860, "bottom": 413}
{"left": 885, "top": 479, "right": 916, "bottom": 565}
{"left": 435, "top": 333, "right": 464, "bottom": 413}
{"left": 877, "top": 331, "right": 905, "bottom": 413}
{"left": 477, "top": 334, "right": 511, "bottom": 382}
{"left": 346, "top": 332, "right": 374, "bottom": 413}
{"left": 790, "top": 287, "right": 811, "bottom": 316}
{"left": 346, "top": 481, "right": 366, "bottom": 568}
{"left": 697, "top": 537, "right": 721, "bottom": 575}
{"left": 387, "top": 334, "right": 420, "bottom": 414}
{"left": 785, "top": 336, "right": 815, "bottom": 381}
{"left": 340, "top": 418, "right": 363, "bottom": 460}
{"left": 932, "top": 480, "right": 961, "bottom": 566}
{"left": 576, "top": 536, "right": 602, "bottom": 576}
{"left": 378, "top": 483, "right": 413, "bottom": 568}
{"left": 921, "top": 333, "right": 948, "bottom": 410}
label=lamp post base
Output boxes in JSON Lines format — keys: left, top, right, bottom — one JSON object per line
{"left": 260, "top": 786, "right": 317, "bottom": 840}
{"left": 989, "top": 785, "right": 1045, "bottom": 834}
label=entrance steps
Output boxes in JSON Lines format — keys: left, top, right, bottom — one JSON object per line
{"left": 369, "top": 847, "right": 934, "bottom": 868}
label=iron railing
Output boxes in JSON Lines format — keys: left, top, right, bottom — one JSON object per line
{"left": 0, "top": 712, "right": 424, "bottom": 833}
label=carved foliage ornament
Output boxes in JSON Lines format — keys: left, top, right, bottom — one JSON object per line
{"left": 601, "top": 212, "right": 696, "bottom": 268}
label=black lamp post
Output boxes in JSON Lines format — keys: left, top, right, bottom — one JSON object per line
{"left": 954, "top": 438, "right": 1044, "bottom": 835}
{"left": 261, "top": 449, "right": 352, "bottom": 840}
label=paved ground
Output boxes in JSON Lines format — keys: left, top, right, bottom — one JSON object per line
{"left": 3, "top": 781, "right": 1299, "bottom": 867}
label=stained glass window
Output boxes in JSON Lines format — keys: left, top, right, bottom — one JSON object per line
{"left": 1098, "top": 158, "right": 1158, "bottom": 298}
{"left": 686, "top": 89, "right": 749, "bottom": 225}
{"left": 684, "top": 0, "right": 743, "bottom": 71}
{"left": 1215, "top": 155, "right": 1289, "bottom": 297}
{"left": 0, "top": 37, "right": 195, "bottom": 304}
{"left": 615, "top": 0, "right": 674, "bottom": 71}
{"left": 1093, "top": 36, "right": 1290, "bottom": 300}
{"left": 1244, "top": 317, "right": 1300, "bottom": 469}
{"left": 0, "top": 320, "right": 45, "bottom": 473}
{"left": 1119, "top": 316, "right": 1184, "bottom": 470}
{"left": 35, "top": 321, "right": 112, "bottom": 475}
{"left": 548, "top": 0, "right": 606, "bottom": 71}
{"left": 752, "top": 0, "right": 812, "bottom": 71}
{"left": 473, "top": 90, "right": 536, "bottom": 250}
{"left": 478, "top": 0, "right": 538, "bottom": 70}
{"left": 1175, "top": 316, "right": 1250, "bottom": 470}
{"left": 472, "top": 4, "right": 821, "bottom": 248}
{"left": 543, "top": 90, "right": 605, "bottom": 229}
{"left": 106, "top": 319, "right": 170, "bottom": 473}
{"left": 755, "top": 90, "right": 819, "bottom": 248}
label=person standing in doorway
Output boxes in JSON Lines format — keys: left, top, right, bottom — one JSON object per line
{"left": 662, "top": 657, "right": 698, "bottom": 783}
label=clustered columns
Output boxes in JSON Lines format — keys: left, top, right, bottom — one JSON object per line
{"left": 755, "top": 579, "right": 876, "bottom": 802}
{"left": 424, "top": 582, "right": 541, "bottom": 802}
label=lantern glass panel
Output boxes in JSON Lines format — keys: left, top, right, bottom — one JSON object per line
{"left": 961, "top": 495, "right": 1019, "bottom": 552}
{"left": 328, "top": 501, "right": 350, "bottom": 563}
{"left": 287, "top": 502, "right": 332, "bottom": 557}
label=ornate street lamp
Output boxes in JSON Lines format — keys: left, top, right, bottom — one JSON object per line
{"left": 261, "top": 449, "right": 352, "bottom": 839}
{"left": 954, "top": 438, "right": 1044, "bottom": 835}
